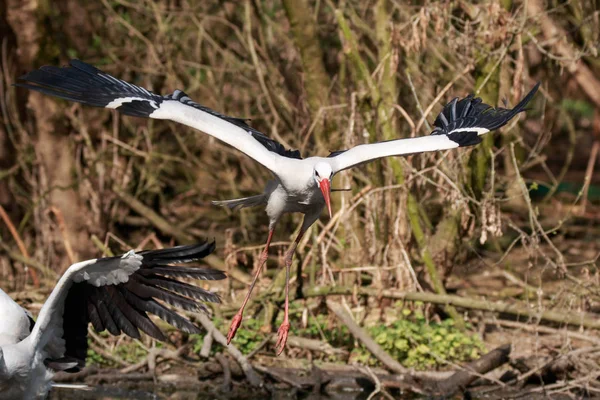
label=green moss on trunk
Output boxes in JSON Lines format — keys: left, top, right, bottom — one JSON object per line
{"left": 407, "top": 194, "right": 464, "bottom": 329}
{"left": 282, "top": 0, "right": 331, "bottom": 146}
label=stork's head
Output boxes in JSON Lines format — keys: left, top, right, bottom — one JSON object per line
{"left": 313, "top": 162, "right": 333, "bottom": 218}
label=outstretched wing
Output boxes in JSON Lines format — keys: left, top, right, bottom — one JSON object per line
{"left": 15, "top": 60, "right": 301, "bottom": 171}
{"left": 26, "top": 241, "right": 225, "bottom": 371}
{"left": 329, "top": 82, "right": 540, "bottom": 173}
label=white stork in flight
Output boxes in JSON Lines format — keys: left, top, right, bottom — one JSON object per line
{"left": 0, "top": 242, "right": 225, "bottom": 399}
{"left": 16, "top": 60, "right": 540, "bottom": 354}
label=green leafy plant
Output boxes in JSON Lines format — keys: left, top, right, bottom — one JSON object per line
{"left": 230, "top": 318, "right": 267, "bottom": 354}
{"left": 190, "top": 333, "right": 205, "bottom": 355}
{"left": 86, "top": 333, "right": 161, "bottom": 367}
{"left": 293, "top": 312, "right": 352, "bottom": 347}
{"left": 190, "top": 317, "right": 267, "bottom": 356}
{"left": 352, "top": 308, "right": 485, "bottom": 370}
{"left": 86, "top": 346, "right": 108, "bottom": 367}
{"left": 114, "top": 340, "right": 148, "bottom": 364}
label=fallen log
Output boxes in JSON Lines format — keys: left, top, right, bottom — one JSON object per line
{"left": 195, "top": 312, "right": 263, "bottom": 387}
{"left": 431, "top": 344, "right": 511, "bottom": 396}
{"left": 304, "top": 287, "right": 600, "bottom": 330}
{"left": 267, "top": 334, "right": 348, "bottom": 356}
{"left": 252, "top": 363, "right": 422, "bottom": 393}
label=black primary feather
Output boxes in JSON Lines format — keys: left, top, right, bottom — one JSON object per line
{"left": 141, "top": 274, "right": 222, "bottom": 303}
{"left": 431, "top": 82, "right": 540, "bottom": 137}
{"left": 120, "top": 290, "right": 202, "bottom": 335}
{"left": 138, "top": 266, "right": 226, "bottom": 280}
{"left": 138, "top": 242, "right": 217, "bottom": 265}
{"left": 15, "top": 59, "right": 302, "bottom": 159}
{"left": 15, "top": 60, "right": 161, "bottom": 117}
{"left": 87, "top": 301, "right": 105, "bottom": 333}
{"left": 446, "top": 131, "right": 483, "bottom": 147}
{"left": 49, "top": 241, "right": 225, "bottom": 374}
{"left": 44, "top": 357, "right": 80, "bottom": 372}
{"left": 27, "top": 313, "right": 35, "bottom": 333}
{"left": 102, "top": 286, "right": 141, "bottom": 339}
{"left": 327, "top": 150, "right": 347, "bottom": 158}
{"left": 126, "top": 277, "right": 208, "bottom": 314}
{"left": 116, "top": 286, "right": 166, "bottom": 341}
{"left": 91, "top": 289, "right": 121, "bottom": 336}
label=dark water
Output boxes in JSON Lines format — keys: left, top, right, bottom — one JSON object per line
{"left": 49, "top": 384, "right": 384, "bottom": 400}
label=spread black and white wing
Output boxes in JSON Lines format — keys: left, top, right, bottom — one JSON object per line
{"left": 15, "top": 60, "right": 301, "bottom": 172}
{"left": 330, "top": 82, "right": 540, "bottom": 173}
{"left": 25, "top": 241, "right": 225, "bottom": 371}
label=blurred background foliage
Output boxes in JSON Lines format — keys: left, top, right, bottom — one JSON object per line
{"left": 0, "top": 0, "right": 599, "bottom": 373}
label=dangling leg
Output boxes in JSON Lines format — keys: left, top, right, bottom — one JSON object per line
{"left": 227, "top": 229, "right": 275, "bottom": 344}
{"left": 274, "top": 228, "right": 305, "bottom": 355}
{"left": 274, "top": 211, "right": 321, "bottom": 355}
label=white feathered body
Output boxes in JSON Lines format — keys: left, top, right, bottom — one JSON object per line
{"left": 215, "top": 157, "right": 329, "bottom": 230}
{"left": 0, "top": 291, "right": 31, "bottom": 347}
{"left": 0, "top": 339, "right": 53, "bottom": 399}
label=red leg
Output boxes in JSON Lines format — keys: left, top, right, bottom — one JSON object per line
{"left": 227, "top": 229, "right": 274, "bottom": 345}
{"left": 275, "top": 229, "right": 304, "bottom": 355}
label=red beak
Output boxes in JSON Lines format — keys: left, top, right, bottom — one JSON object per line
{"left": 319, "top": 178, "right": 332, "bottom": 218}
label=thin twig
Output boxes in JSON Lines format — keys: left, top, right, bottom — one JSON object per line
{"left": 405, "top": 70, "right": 431, "bottom": 132}
{"left": 216, "top": 353, "right": 232, "bottom": 392}
{"left": 0, "top": 205, "right": 39, "bottom": 286}
{"left": 414, "top": 64, "right": 474, "bottom": 134}
{"left": 47, "top": 206, "right": 76, "bottom": 268}
{"left": 579, "top": 140, "right": 599, "bottom": 214}
{"left": 195, "top": 312, "right": 263, "bottom": 387}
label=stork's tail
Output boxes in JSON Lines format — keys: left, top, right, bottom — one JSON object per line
{"left": 212, "top": 194, "right": 267, "bottom": 210}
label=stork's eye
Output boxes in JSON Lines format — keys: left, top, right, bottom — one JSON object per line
{"left": 315, "top": 171, "right": 320, "bottom": 178}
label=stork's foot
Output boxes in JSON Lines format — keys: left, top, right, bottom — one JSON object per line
{"left": 227, "top": 312, "right": 243, "bottom": 344}
{"left": 275, "top": 321, "right": 290, "bottom": 356}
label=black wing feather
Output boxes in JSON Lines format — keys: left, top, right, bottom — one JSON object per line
{"left": 120, "top": 290, "right": 202, "bottom": 335}
{"left": 49, "top": 240, "right": 225, "bottom": 374}
{"left": 15, "top": 60, "right": 161, "bottom": 117}
{"left": 117, "top": 286, "right": 166, "bottom": 341}
{"left": 141, "top": 274, "right": 221, "bottom": 304}
{"left": 87, "top": 301, "right": 105, "bottom": 333}
{"left": 102, "top": 286, "right": 141, "bottom": 339}
{"left": 16, "top": 59, "right": 301, "bottom": 158}
{"left": 126, "top": 277, "right": 208, "bottom": 314}
{"left": 91, "top": 290, "right": 121, "bottom": 336}
{"left": 138, "top": 242, "right": 216, "bottom": 265}
{"left": 432, "top": 82, "right": 540, "bottom": 136}
{"left": 138, "top": 266, "right": 226, "bottom": 280}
